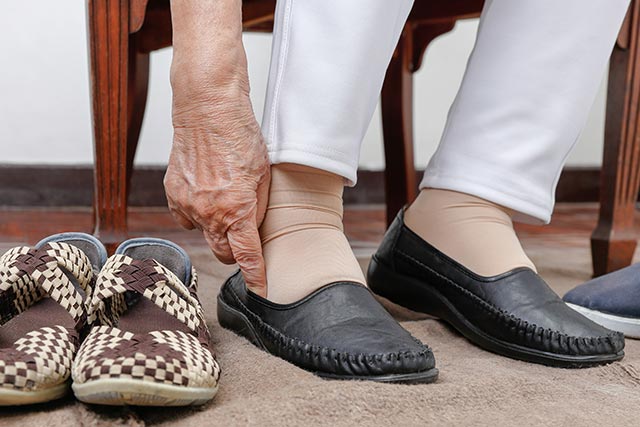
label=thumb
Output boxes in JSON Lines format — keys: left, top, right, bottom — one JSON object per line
{"left": 227, "top": 220, "right": 267, "bottom": 297}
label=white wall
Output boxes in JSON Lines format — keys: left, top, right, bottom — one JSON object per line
{"left": 0, "top": 2, "right": 607, "bottom": 169}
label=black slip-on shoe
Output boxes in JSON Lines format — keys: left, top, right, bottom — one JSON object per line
{"left": 217, "top": 270, "right": 438, "bottom": 383}
{"left": 367, "top": 210, "right": 625, "bottom": 368}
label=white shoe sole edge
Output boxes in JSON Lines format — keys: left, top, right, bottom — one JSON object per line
{"left": 566, "top": 303, "right": 640, "bottom": 339}
{"left": 72, "top": 378, "right": 218, "bottom": 406}
{"left": 0, "top": 382, "right": 69, "bottom": 406}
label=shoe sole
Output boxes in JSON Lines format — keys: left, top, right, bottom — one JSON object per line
{"left": 217, "top": 294, "right": 439, "bottom": 384}
{"left": 368, "top": 256, "right": 624, "bottom": 368}
{"left": 0, "top": 382, "right": 68, "bottom": 406}
{"left": 566, "top": 303, "right": 640, "bottom": 339}
{"left": 72, "top": 379, "right": 218, "bottom": 406}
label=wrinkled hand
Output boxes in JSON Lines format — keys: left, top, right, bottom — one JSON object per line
{"left": 165, "top": 84, "right": 270, "bottom": 297}
{"left": 166, "top": 0, "right": 270, "bottom": 296}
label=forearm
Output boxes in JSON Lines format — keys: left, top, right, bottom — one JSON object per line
{"left": 170, "top": 0, "right": 249, "bottom": 104}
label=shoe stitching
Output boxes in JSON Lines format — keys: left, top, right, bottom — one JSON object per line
{"left": 224, "top": 282, "right": 433, "bottom": 372}
{"left": 395, "top": 249, "right": 623, "bottom": 355}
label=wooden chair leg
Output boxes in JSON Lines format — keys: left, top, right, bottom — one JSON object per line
{"left": 591, "top": 1, "right": 640, "bottom": 276}
{"left": 87, "top": 0, "right": 131, "bottom": 253}
{"left": 381, "top": 24, "right": 416, "bottom": 226}
{"left": 126, "top": 37, "right": 150, "bottom": 191}
{"left": 381, "top": 22, "right": 455, "bottom": 226}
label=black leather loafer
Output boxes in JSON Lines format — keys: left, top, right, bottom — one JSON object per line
{"left": 368, "top": 210, "right": 625, "bottom": 368}
{"left": 218, "top": 270, "right": 438, "bottom": 383}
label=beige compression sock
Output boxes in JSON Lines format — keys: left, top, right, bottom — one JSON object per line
{"left": 260, "top": 163, "right": 366, "bottom": 304}
{"left": 404, "top": 188, "right": 536, "bottom": 277}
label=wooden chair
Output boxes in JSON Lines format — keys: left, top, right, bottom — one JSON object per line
{"left": 88, "top": 0, "right": 640, "bottom": 277}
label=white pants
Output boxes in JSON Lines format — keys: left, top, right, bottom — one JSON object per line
{"left": 261, "top": 0, "right": 630, "bottom": 223}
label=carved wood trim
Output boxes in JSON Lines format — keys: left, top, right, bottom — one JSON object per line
{"left": 129, "top": 0, "right": 149, "bottom": 34}
{"left": 410, "top": 22, "right": 455, "bottom": 72}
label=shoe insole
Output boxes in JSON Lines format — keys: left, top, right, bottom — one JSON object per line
{"left": 117, "top": 297, "right": 192, "bottom": 336}
{"left": 115, "top": 243, "right": 193, "bottom": 336}
{"left": 0, "top": 297, "right": 75, "bottom": 349}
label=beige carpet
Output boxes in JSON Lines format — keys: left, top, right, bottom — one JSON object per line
{"left": 2, "top": 239, "right": 640, "bottom": 427}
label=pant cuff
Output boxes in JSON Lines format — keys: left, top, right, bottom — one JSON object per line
{"left": 268, "top": 148, "right": 358, "bottom": 186}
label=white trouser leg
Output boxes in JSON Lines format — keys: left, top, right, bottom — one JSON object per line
{"left": 262, "top": 0, "right": 414, "bottom": 184}
{"left": 421, "top": 0, "right": 630, "bottom": 223}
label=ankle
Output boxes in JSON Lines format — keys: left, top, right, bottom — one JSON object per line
{"left": 260, "top": 163, "right": 365, "bottom": 304}
{"left": 405, "top": 188, "right": 536, "bottom": 276}
{"left": 260, "top": 164, "right": 345, "bottom": 243}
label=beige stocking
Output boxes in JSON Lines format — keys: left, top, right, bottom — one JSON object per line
{"left": 404, "top": 188, "right": 536, "bottom": 277}
{"left": 259, "top": 164, "right": 365, "bottom": 304}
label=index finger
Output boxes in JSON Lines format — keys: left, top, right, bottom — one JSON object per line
{"left": 226, "top": 220, "right": 267, "bottom": 297}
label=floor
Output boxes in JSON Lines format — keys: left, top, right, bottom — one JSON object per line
{"left": 0, "top": 203, "right": 629, "bottom": 296}
{"left": 1, "top": 204, "right": 640, "bottom": 426}
{"left": 0, "top": 202, "right": 619, "bottom": 251}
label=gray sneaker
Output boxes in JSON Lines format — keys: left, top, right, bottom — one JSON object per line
{"left": 564, "top": 264, "right": 640, "bottom": 338}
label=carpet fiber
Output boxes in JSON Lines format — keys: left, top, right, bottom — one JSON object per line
{"left": 2, "top": 240, "right": 640, "bottom": 426}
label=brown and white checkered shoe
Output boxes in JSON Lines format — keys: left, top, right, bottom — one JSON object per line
{"left": 0, "top": 233, "right": 107, "bottom": 405}
{"left": 72, "top": 238, "right": 220, "bottom": 406}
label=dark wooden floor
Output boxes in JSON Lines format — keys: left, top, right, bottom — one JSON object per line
{"left": 0, "top": 203, "right": 623, "bottom": 250}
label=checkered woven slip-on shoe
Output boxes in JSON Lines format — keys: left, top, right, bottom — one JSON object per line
{"left": 72, "top": 238, "right": 220, "bottom": 406}
{"left": 0, "top": 233, "right": 107, "bottom": 406}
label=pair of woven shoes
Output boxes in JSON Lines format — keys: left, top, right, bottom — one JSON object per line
{"left": 0, "top": 233, "right": 220, "bottom": 406}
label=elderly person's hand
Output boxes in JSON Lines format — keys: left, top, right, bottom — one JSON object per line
{"left": 164, "top": 0, "right": 269, "bottom": 296}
